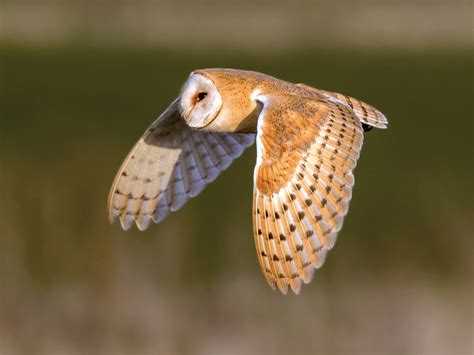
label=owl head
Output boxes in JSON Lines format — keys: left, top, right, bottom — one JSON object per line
{"left": 178, "top": 69, "right": 262, "bottom": 132}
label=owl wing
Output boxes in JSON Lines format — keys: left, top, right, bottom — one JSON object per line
{"left": 296, "top": 83, "right": 388, "bottom": 129}
{"left": 108, "top": 98, "right": 255, "bottom": 231}
{"left": 252, "top": 93, "right": 364, "bottom": 294}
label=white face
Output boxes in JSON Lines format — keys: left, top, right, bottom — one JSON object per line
{"left": 179, "top": 73, "right": 222, "bottom": 128}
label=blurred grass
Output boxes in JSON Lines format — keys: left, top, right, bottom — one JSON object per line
{"left": 0, "top": 43, "right": 472, "bottom": 354}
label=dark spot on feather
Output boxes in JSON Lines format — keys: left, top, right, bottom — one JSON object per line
{"left": 295, "top": 183, "right": 302, "bottom": 190}
{"left": 298, "top": 211, "right": 305, "bottom": 219}
{"left": 289, "top": 193, "right": 296, "bottom": 201}
{"left": 261, "top": 251, "right": 267, "bottom": 257}
{"left": 283, "top": 203, "right": 288, "bottom": 211}
{"left": 296, "top": 244, "right": 304, "bottom": 252}
{"left": 316, "top": 215, "right": 323, "bottom": 221}
{"left": 265, "top": 210, "right": 269, "bottom": 217}
{"left": 258, "top": 229, "right": 262, "bottom": 235}
{"left": 305, "top": 198, "right": 312, "bottom": 206}
{"left": 275, "top": 211, "right": 280, "bottom": 219}
{"left": 313, "top": 246, "right": 323, "bottom": 253}
{"left": 272, "top": 255, "right": 279, "bottom": 261}
{"left": 310, "top": 185, "right": 317, "bottom": 192}
{"left": 285, "top": 255, "right": 293, "bottom": 261}
{"left": 289, "top": 224, "right": 296, "bottom": 232}
{"left": 321, "top": 198, "right": 327, "bottom": 207}
{"left": 268, "top": 232, "right": 274, "bottom": 240}
{"left": 306, "top": 230, "right": 314, "bottom": 238}
{"left": 279, "top": 233, "right": 286, "bottom": 241}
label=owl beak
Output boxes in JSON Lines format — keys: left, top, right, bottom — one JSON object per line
{"left": 178, "top": 98, "right": 193, "bottom": 120}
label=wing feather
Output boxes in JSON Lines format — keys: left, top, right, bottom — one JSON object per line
{"left": 108, "top": 98, "right": 255, "bottom": 230}
{"left": 252, "top": 93, "right": 363, "bottom": 294}
{"left": 296, "top": 83, "right": 388, "bottom": 129}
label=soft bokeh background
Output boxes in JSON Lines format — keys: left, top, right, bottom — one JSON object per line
{"left": 1, "top": 1, "right": 472, "bottom": 354}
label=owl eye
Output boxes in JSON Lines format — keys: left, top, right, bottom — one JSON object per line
{"left": 196, "top": 92, "right": 207, "bottom": 101}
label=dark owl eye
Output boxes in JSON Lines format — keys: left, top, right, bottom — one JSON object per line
{"left": 197, "top": 92, "right": 207, "bottom": 101}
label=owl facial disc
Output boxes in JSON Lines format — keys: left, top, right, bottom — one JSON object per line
{"left": 179, "top": 73, "right": 222, "bottom": 128}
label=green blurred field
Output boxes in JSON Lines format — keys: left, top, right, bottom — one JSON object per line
{"left": 0, "top": 44, "right": 472, "bottom": 355}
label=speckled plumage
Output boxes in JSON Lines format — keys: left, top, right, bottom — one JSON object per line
{"left": 108, "top": 68, "right": 388, "bottom": 294}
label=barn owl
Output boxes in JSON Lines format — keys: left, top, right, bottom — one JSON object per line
{"left": 108, "top": 68, "right": 388, "bottom": 294}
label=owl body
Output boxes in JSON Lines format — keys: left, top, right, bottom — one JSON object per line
{"left": 109, "top": 68, "right": 388, "bottom": 294}
{"left": 182, "top": 69, "right": 330, "bottom": 133}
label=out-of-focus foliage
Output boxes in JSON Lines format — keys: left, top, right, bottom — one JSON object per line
{"left": 2, "top": 0, "right": 471, "bottom": 50}
{"left": 0, "top": 43, "right": 472, "bottom": 354}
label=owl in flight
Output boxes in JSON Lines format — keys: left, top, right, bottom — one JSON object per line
{"left": 108, "top": 69, "right": 388, "bottom": 294}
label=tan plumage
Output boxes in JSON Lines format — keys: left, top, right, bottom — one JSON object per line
{"left": 108, "top": 68, "right": 388, "bottom": 294}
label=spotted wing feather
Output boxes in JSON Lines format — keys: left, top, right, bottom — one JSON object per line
{"left": 108, "top": 98, "right": 255, "bottom": 231}
{"left": 296, "top": 83, "right": 388, "bottom": 129}
{"left": 253, "top": 93, "right": 363, "bottom": 294}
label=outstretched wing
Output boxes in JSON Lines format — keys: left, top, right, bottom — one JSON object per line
{"left": 108, "top": 98, "right": 255, "bottom": 231}
{"left": 252, "top": 93, "right": 363, "bottom": 294}
{"left": 296, "top": 83, "right": 388, "bottom": 129}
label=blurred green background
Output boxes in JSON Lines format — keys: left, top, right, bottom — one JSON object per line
{"left": 0, "top": 1, "right": 473, "bottom": 354}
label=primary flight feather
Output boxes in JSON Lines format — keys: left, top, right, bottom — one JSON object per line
{"left": 108, "top": 68, "right": 388, "bottom": 294}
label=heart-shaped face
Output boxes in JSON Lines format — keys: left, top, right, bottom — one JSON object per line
{"left": 179, "top": 72, "right": 222, "bottom": 129}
